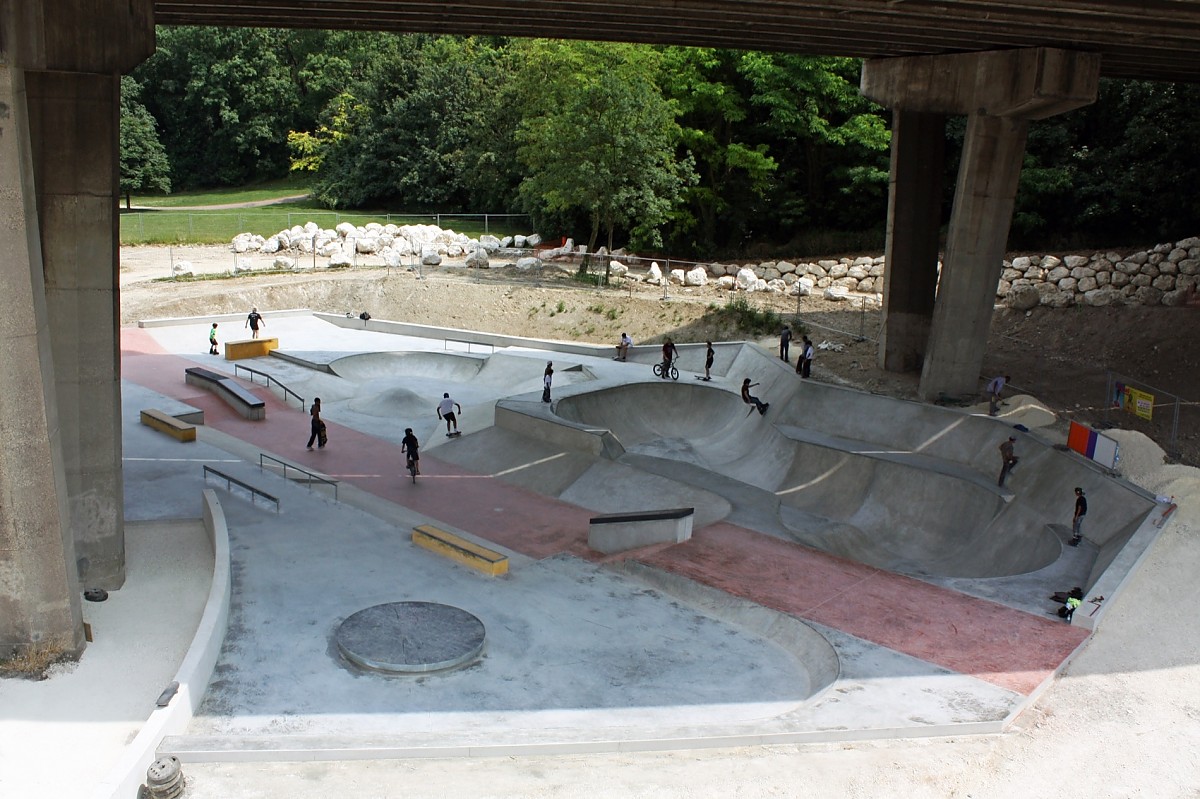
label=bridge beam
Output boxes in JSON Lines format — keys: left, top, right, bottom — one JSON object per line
{"left": 863, "top": 48, "right": 1100, "bottom": 400}
{"left": 0, "top": 2, "right": 154, "bottom": 659}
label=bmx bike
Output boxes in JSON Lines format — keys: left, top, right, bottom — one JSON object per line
{"left": 652, "top": 360, "right": 679, "bottom": 381}
{"left": 406, "top": 456, "right": 418, "bottom": 484}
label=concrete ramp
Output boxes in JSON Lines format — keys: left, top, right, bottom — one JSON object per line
{"left": 776, "top": 444, "right": 1057, "bottom": 578}
{"left": 329, "top": 351, "right": 485, "bottom": 382}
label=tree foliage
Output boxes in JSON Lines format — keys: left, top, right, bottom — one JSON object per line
{"left": 119, "top": 76, "right": 171, "bottom": 207}
{"left": 512, "top": 41, "right": 694, "bottom": 257}
{"left": 129, "top": 29, "right": 1200, "bottom": 257}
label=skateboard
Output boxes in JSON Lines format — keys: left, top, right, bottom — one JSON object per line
{"left": 695, "top": 375, "right": 712, "bottom": 381}
{"left": 446, "top": 431, "right": 462, "bottom": 438}
{"left": 317, "top": 424, "right": 328, "bottom": 447}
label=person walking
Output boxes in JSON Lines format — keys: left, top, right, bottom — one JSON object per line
{"left": 703, "top": 341, "right": 714, "bottom": 381}
{"left": 306, "top": 397, "right": 325, "bottom": 450}
{"left": 779, "top": 325, "right": 792, "bottom": 362}
{"left": 245, "top": 307, "right": 266, "bottom": 339}
{"left": 437, "top": 392, "right": 462, "bottom": 436}
{"left": 1070, "top": 487, "right": 1088, "bottom": 545}
{"left": 741, "top": 378, "right": 769, "bottom": 416}
{"left": 998, "top": 435, "right": 1018, "bottom": 486}
{"left": 208, "top": 323, "right": 219, "bottom": 355}
{"left": 401, "top": 427, "right": 420, "bottom": 475}
{"left": 798, "top": 336, "right": 814, "bottom": 378}
{"left": 542, "top": 361, "right": 553, "bottom": 403}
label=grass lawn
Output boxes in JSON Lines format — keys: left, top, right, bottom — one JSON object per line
{"left": 122, "top": 181, "right": 531, "bottom": 245}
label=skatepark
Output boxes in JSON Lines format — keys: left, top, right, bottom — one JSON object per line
{"left": 0, "top": 312, "right": 1178, "bottom": 797}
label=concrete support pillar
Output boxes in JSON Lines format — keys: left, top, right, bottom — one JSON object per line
{"left": 878, "top": 110, "right": 945, "bottom": 373}
{"left": 0, "top": 62, "right": 85, "bottom": 657}
{"left": 0, "top": 0, "right": 153, "bottom": 657}
{"left": 862, "top": 47, "right": 1101, "bottom": 400}
{"left": 919, "top": 114, "right": 1028, "bottom": 398}
{"left": 27, "top": 71, "right": 126, "bottom": 588}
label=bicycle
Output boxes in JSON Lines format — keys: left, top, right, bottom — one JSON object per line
{"left": 406, "top": 456, "right": 418, "bottom": 484}
{"left": 652, "top": 359, "right": 679, "bottom": 381}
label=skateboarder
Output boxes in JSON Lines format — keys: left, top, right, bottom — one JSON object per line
{"left": 542, "top": 361, "right": 553, "bottom": 403}
{"left": 703, "top": 341, "right": 714, "bottom": 381}
{"left": 306, "top": 397, "right": 325, "bottom": 450}
{"left": 741, "top": 378, "right": 769, "bottom": 416}
{"left": 797, "top": 336, "right": 814, "bottom": 378}
{"left": 998, "top": 436, "right": 1018, "bottom": 486}
{"left": 1070, "top": 487, "right": 1087, "bottom": 545}
{"left": 437, "top": 392, "right": 462, "bottom": 436}
{"left": 208, "top": 323, "right": 219, "bottom": 355}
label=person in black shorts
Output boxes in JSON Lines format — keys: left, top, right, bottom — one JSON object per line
{"left": 703, "top": 341, "right": 714, "bottom": 381}
{"left": 437, "top": 392, "right": 462, "bottom": 435}
{"left": 245, "top": 307, "right": 265, "bottom": 339}
{"left": 401, "top": 427, "right": 420, "bottom": 475}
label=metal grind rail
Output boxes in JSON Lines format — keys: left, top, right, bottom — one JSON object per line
{"left": 258, "top": 454, "right": 339, "bottom": 500}
{"left": 203, "top": 465, "right": 280, "bottom": 512}
{"left": 233, "top": 363, "right": 305, "bottom": 410}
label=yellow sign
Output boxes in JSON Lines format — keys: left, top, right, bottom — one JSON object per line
{"left": 1126, "top": 387, "right": 1154, "bottom": 421}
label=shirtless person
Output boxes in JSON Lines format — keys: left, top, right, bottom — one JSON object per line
{"left": 660, "top": 338, "right": 678, "bottom": 378}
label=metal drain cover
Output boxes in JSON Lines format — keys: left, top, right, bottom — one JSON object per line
{"left": 335, "top": 601, "right": 485, "bottom": 674}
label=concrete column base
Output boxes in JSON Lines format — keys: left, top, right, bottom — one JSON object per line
{"left": 28, "top": 70, "right": 126, "bottom": 588}
{"left": 0, "top": 62, "right": 85, "bottom": 658}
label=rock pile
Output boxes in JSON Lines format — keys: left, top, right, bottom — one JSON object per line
{"left": 998, "top": 237, "right": 1200, "bottom": 309}
{"left": 228, "top": 222, "right": 1198, "bottom": 309}
{"left": 229, "top": 221, "right": 541, "bottom": 271}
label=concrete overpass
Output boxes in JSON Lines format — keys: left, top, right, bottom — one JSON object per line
{"left": 2, "top": 0, "right": 1198, "bottom": 657}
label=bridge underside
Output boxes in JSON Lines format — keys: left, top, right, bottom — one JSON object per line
{"left": 155, "top": 0, "right": 1200, "bottom": 84}
{"left": 0, "top": 0, "right": 1174, "bottom": 655}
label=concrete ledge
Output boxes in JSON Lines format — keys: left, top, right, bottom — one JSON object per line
{"left": 589, "top": 508, "right": 694, "bottom": 555}
{"left": 224, "top": 337, "right": 279, "bottom": 361}
{"left": 413, "top": 524, "right": 509, "bottom": 576}
{"left": 90, "top": 490, "right": 232, "bottom": 799}
{"left": 185, "top": 367, "right": 266, "bottom": 421}
{"left": 139, "top": 408, "right": 197, "bottom": 442}
{"left": 138, "top": 308, "right": 312, "bottom": 329}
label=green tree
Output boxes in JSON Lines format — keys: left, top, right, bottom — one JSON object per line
{"left": 740, "top": 53, "right": 890, "bottom": 236}
{"left": 659, "top": 47, "right": 778, "bottom": 254}
{"left": 132, "top": 26, "right": 311, "bottom": 188}
{"left": 302, "top": 35, "right": 500, "bottom": 210}
{"left": 514, "top": 40, "right": 694, "bottom": 266}
{"left": 118, "top": 76, "right": 171, "bottom": 208}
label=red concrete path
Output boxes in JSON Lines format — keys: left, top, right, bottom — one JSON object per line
{"left": 122, "top": 327, "right": 1088, "bottom": 696}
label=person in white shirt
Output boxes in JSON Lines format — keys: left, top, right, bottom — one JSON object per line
{"left": 615, "top": 332, "right": 632, "bottom": 361}
{"left": 437, "top": 392, "right": 462, "bottom": 435}
{"left": 986, "top": 374, "right": 1011, "bottom": 416}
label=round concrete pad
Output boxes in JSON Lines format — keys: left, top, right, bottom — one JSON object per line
{"left": 336, "top": 602, "right": 485, "bottom": 674}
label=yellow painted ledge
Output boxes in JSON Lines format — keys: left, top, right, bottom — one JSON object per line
{"left": 412, "top": 525, "right": 509, "bottom": 576}
{"left": 139, "top": 409, "right": 197, "bottom": 442}
{"left": 224, "top": 337, "right": 279, "bottom": 360}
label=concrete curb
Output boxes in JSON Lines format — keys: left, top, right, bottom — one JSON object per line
{"left": 90, "top": 490, "right": 232, "bottom": 799}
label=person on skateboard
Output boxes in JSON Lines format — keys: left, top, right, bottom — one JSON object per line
{"left": 437, "top": 392, "right": 462, "bottom": 436}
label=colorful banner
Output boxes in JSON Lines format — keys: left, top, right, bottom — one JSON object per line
{"left": 1127, "top": 387, "right": 1155, "bottom": 421}
{"left": 1068, "top": 421, "right": 1121, "bottom": 470}
{"left": 1112, "top": 382, "right": 1155, "bottom": 421}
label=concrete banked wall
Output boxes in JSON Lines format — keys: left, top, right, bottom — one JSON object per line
{"left": 555, "top": 344, "right": 1155, "bottom": 581}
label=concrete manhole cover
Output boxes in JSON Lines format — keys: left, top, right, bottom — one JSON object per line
{"left": 335, "top": 601, "right": 485, "bottom": 674}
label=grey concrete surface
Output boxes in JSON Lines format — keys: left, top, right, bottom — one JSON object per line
{"left": 6, "top": 314, "right": 1166, "bottom": 797}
